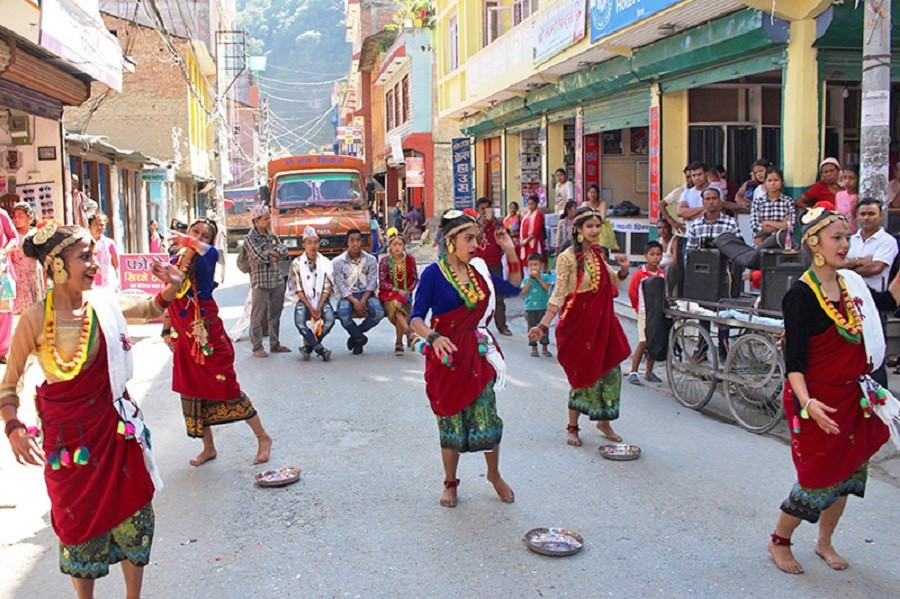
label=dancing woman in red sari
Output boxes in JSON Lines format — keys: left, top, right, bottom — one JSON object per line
{"left": 163, "top": 220, "right": 272, "bottom": 467}
{"left": 1, "top": 222, "right": 183, "bottom": 598}
{"left": 769, "top": 206, "right": 900, "bottom": 575}
{"left": 529, "top": 207, "right": 631, "bottom": 446}
{"left": 410, "top": 210, "right": 522, "bottom": 508}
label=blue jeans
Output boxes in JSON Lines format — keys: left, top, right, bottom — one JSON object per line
{"left": 337, "top": 293, "right": 385, "bottom": 341}
{"left": 294, "top": 302, "right": 336, "bottom": 350}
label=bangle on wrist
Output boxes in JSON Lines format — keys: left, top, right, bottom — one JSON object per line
{"left": 5, "top": 418, "right": 25, "bottom": 438}
{"left": 426, "top": 332, "right": 441, "bottom": 345}
{"left": 161, "top": 328, "right": 172, "bottom": 337}
{"left": 800, "top": 398, "right": 815, "bottom": 419}
{"left": 538, "top": 323, "right": 549, "bottom": 333}
{"left": 155, "top": 293, "right": 173, "bottom": 309}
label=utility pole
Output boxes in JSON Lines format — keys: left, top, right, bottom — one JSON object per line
{"left": 859, "top": 0, "right": 891, "bottom": 225}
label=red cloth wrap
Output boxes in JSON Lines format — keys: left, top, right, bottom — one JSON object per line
{"left": 37, "top": 333, "right": 154, "bottom": 545}
{"left": 378, "top": 254, "right": 417, "bottom": 305}
{"left": 425, "top": 271, "right": 496, "bottom": 417}
{"left": 555, "top": 247, "right": 631, "bottom": 389}
{"left": 784, "top": 324, "right": 889, "bottom": 489}
{"left": 168, "top": 297, "right": 242, "bottom": 400}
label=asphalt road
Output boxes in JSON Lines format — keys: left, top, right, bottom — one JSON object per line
{"left": 1, "top": 255, "right": 898, "bottom": 598}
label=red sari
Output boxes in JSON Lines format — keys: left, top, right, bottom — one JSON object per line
{"left": 784, "top": 323, "right": 889, "bottom": 489}
{"left": 169, "top": 297, "right": 241, "bottom": 401}
{"left": 519, "top": 209, "right": 546, "bottom": 263}
{"left": 556, "top": 248, "right": 631, "bottom": 389}
{"left": 37, "top": 333, "right": 154, "bottom": 545}
{"left": 424, "top": 270, "right": 497, "bottom": 417}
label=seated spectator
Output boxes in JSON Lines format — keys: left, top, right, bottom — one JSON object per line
{"left": 750, "top": 167, "right": 795, "bottom": 238}
{"left": 332, "top": 228, "right": 384, "bottom": 354}
{"left": 289, "top": 226, "right": 335, "bottom": 361}
{"left": 685, "top": 188, "right": 740, "bottom": 252}
{"left": 797, "top": 157, "right": 842, "bottom": 209}
{"left": 845, "top": 199, "right": 898, "bottom": 292}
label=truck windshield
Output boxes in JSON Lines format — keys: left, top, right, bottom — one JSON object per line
{"left": 273, "top": 173, "right": 363, "bottom": 210}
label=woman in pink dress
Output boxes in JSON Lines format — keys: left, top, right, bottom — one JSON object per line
{"left": 0, "top": 206, "right": 18, "bottom": 362}
{"left": 8, "top": 202, "right": 44, "bottom": 315}
{"left": 834, "top": 165, "right": 859, "bottom": 234}
{"left": 88, "top": 214, "right": 120, "bottom": 291}
{"left": 519, "top": 195, "right": 546, "bottom": 266}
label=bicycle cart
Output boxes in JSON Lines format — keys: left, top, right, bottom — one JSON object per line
{"left": 664, "top": 299, "right": 786, "bottom": 434}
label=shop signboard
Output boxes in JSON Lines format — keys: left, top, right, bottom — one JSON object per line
{"left": 40, "top": 0, "right": 124, "bottom": 91}
{"left": 142, "top": 167, "right": 173, "bottom": 183}
{"left": 119, "top": 253, "right": 168, "bottom": 322}
{"left": 609, "top": 219, "right": 650, "bottom": 233}
{"left": 574, "top": 113, "right": 584, "bottom": 202}
{"left": 452, "top": 137, "right": 473, "bottom": 209}
{"left": 590, "top": 0, "right": 681, "bottom": 43}
{"left": 533, "top": 0, "right": 587, "bottom": 66}
{"left": 648, "top": 104, "right": 661, "bottom": 224}
{"left": 584, "top": 134, "right": 600, "bottom": 190}
{"left": 406, "top": 156, "right": 425, "bottom": 188}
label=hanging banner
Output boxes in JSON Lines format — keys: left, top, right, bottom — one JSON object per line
{"left": 533, "top": 0, "right": 587, "bottom": 66}
{"left": 584, "top": 133, "right": 600, "bottom": 191}
{"left": 648, "top": 105, "right": 661, "bottom": 224}
{"left": 574, "top": 112, "right": 584, "bottom": 203}
{"left": 119, "top": 253, "right": 168, "bottom": 322}
{"left": 452, "top": 137, "right": 473, "bottom": 209}
{"left": 590, "top": 0, "right": 681, "bottom": 43}
{"left": 406, "top": 156, "right": 425, "bottom": 188}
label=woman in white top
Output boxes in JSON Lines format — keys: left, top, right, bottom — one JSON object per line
{"left": 88, "top": 214, "right": 119, "bottom": 291}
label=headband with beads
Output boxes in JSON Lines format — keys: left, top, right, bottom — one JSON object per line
{"left": 442, "top": 210, "right": 477, "bottom": 239}
{"left": 573, "top": 208, "right": 604, "bottom": 227}
{"left": 800, "top": 207, "right": 846, "bottom": 246}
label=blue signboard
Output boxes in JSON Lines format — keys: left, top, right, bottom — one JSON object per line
{"left": 590, "top": 0, "right": 681, "bottom": 43}
{"left": 452, "top": 137, "right": 473, "bottom": 209}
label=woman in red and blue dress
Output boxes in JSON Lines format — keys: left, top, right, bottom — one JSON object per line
{"left": 163, "top": 219, "right": 272, "bottom": 467}
{"left": 410, "top": 210, "right": 522, "bottom": 508}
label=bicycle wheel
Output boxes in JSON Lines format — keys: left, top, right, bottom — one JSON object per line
{"left": 723, "top": 333, "right": 785, "bottom": 433}
{"left": 666, "top": 321, "right": 718, "bottom": 409}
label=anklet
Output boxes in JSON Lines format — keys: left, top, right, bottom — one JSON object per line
{"left": 566, "top": 424, "right": 580, "bottom": 433}
{"left": 771, "top": 532, "right": 792, "bottom": 546}
{"left": 443, "top": 478, "right": 460, "bottom": 489}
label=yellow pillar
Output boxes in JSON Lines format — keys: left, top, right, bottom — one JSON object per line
{"left": 661, "top": 89, "right": 688, "bottom": 195}
{"left": 504, "top": 130, "right": 520, "bottom": 214}
{"left": 782, "top": 18, "right": 820, "bottom": 196}
{"left": 547, "top": 120, "right": 566, "bottom": 207}
{"left": 474, "top": 138, "right": 485, "bottom": 199}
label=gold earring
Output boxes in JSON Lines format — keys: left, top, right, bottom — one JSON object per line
{"left": 51, "top": 257, "right": 68, "bottom": 285}
{"left": 806, "top": 235, "right": 818, "bottom": 247}
{"left": 576, "top": 233, "right": 584, "bottom": 243}
{"left": 813, "top": 252, "right": 825, "bottom": 267}
{"left": 447, "top": 241, "right": 455, "bottom": 254}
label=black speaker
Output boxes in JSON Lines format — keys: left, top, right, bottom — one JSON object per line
{"left": 684, "top": 249, "right": 742, "bottom": 303}
{"left": 760, "top": 251, "right": 805, "bottom": 313}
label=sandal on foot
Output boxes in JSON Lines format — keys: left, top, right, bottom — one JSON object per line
{"left": 542, "top": 347, "right": 553, "bottom": 357}
{"left": 395, "top": 344, "right": 404, "bottom": 356}
{"left": 530, "top": 348, "right": 539, "bottom": 357}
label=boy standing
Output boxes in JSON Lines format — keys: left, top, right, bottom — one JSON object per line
{"left": 522, "top": 253, "right": 554, "bottom": 357}
{"left": 627, "top": 242, "right": 665, "bottom": 384}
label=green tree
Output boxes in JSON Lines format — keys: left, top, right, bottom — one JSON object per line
{"left": 236, "top": 0, "right": 350, "bottom": 152}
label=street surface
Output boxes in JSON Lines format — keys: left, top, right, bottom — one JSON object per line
{"left": 1, "top": 254, "right": 898, "bottom": 598}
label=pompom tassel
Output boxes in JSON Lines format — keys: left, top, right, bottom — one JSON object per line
{"left": 60, "top": 449, "right": 71, "bottom": 467}
{"left": 73, "top": 446, "right": 90, "bottom": 466}
{"left": 124, "top": 422, "right": 136, "bottom": 439}
{"left": 48, "top": 450, "right": 61, "bottom": 470}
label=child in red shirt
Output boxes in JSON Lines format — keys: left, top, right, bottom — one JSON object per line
{"left": 627, "top": 242, "right": 665, "bottom": 385}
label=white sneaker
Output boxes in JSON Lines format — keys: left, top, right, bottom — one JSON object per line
{"left": 627, "top": 372, "right": 642, "bottom": 386}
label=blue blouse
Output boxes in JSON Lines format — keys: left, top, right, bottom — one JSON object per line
{"left": 172, "top": 248, "right": 219, "bottom": 301}
{"left": 411, "top": 262, "right": 520, "bottom": 321}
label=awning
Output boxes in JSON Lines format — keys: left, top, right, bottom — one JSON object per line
{"left": 65, "top": 132, "right": 163, "bottom": 165}
{"left": 583, "top": 89, "right": 650, "bottom": 134}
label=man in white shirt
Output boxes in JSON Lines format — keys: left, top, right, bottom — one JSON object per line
{"left": 660, "top": 165, "right": 691, "bottom": 235}
{"left": 846, "top": 198, "right": 898, "bottom": 291}
{"left": 676, "top": 161, "right": 710, "bottom": 223}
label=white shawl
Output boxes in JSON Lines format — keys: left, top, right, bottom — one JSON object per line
{"left": 87, "top": 289, "right": 164, "bottom": 490}
{"left": 840, "top": 269, "right": 900, "bottom": 448}
{"left": 299, "top": 253, "right": 332, "bottom": 307}
{"left": 469, "top": 258, "right": 507, "bottom": 391}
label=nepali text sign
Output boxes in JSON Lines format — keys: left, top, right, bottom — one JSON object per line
{"left": 590, "top": 0, "right": 681, "bottom": 43}
{"left": 534, "top": 0, "right": 586, "bottom": 66}
{"left": 406, "top": 156, "right": 425, "bottom": 188}
{"left": 40, "top": 0, "right": 124, "bottom": 91}
{"left": 120, "top": 253, "right": 168, "bottom": 322}
{"left": 452, "top": 138, "right": 473, "bottom": 209}
{"left": 648, "top": 104, "right": 661, "bottom": 225}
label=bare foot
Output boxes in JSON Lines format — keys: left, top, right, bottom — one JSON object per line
{"left": 596, "top": 421, "right": 623, "bottom": 443}
{"left": 189, "top": 449, "right": 217, "bottom": 467}
{"left": 815, "top": 544, "right": 849, "bottom": 570}
{"left": 254, "top": 434, "right": 272, "bottom": 465}
{"left": 440, "top": 486, "right": 458, "bottom": 508}
{"left": 768, "top": 542, "right": 804, "bottom": 574}
{"left": 566, "top": 430, "right": 582, "bottom": 446}
{"left": 487, "top": 474, "right": 515, "bottom": 504}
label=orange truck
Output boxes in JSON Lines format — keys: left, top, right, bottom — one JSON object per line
{"left": 263, "top": 154, "right": 372, "bottom": 256}
{"left": 223, "top": 187, "right": 259, "bottom": 249}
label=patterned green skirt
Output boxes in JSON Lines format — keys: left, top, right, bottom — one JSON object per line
{"left": 780, "top": 463, "right": 868, "bottom": 523}
{"left": 568, "top": 366, "right": 621, "bottom": 421}
{"left": 59, "top": 503, "right": 154, "bottom": 579}
{"left": 437, "top": 383, "right": 503, "bottom": 453}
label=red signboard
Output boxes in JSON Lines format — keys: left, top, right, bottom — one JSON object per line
{"left": 120, "top": 253, "right": 168, "bottom": 321}
{"left": 648, "top": 105, "right": 661, "bottom": 225}
{"left": 583, "top": 133, "right": 600, "bottom": 192}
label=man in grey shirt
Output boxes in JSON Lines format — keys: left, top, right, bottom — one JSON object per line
{"left": 332, "top": 228, "right": 384, "bottom": 354}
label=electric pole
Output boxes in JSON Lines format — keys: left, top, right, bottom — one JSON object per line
{"left": 859, "top": 0, "right": 891, "bottom": 224}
